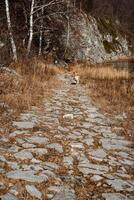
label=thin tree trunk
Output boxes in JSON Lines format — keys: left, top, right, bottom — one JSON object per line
{"left": 38, "top": 7, "right": 44, "bottom": 56}
{"left": 5, "top": 0, "right": 17, "bottom": 61}
{"left": 27, "top": 0, "right": 35, "bottom": 56}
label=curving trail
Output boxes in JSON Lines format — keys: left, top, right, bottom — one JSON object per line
{"left": 0, "top": 74, "right": 134, "bottom": 200}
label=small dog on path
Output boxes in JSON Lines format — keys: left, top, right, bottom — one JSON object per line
{"left": 71, "top": 72, "right": 80, "bottom": 84}
{"left": 74, "top": 73, "right": 80, "bottom": 84}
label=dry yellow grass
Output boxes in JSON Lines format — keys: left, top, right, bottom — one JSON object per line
{"left": 69, "top": 62, "right": 134, "bottom": 139}
{"left": 70, "top": 63, "right": 129, "bottom": 80}
{"left": 0, "top": 58, "right": 60, "bottom": 112}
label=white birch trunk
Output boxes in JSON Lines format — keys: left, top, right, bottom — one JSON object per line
{"left": 5, "top": 0, "right": 17, "bottom": 61}
{"left": 38, "top": 7, "right": 44, "bottom": 56}
{"left": 27, "top": 0, "right": 35, "bottom": 56}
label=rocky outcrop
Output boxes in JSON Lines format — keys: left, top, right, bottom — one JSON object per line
{"left": 61, "top": 13, "right": 133, "bottom": 63}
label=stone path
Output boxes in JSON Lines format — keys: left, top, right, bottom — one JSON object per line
{"left": 0, "top": 74, "right": 134, "bottom": 200}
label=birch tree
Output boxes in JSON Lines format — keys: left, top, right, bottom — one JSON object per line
{"left": 27, "top": 0, "right": 35, "bottom": 56}
{"left": 38, "top": 7, "right": 44, "bottom": 56}
{"left": 5, "top": 0, "right": 17, "bottom": 61}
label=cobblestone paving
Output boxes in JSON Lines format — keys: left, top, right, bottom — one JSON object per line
{"left": 0, "top": 75, "right": 134, "bottom": 199}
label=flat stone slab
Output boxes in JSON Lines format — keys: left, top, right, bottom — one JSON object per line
{"left": 83, "top": 138, "right": 94, "bottom": 146}
{"left": 0, "top": 167, "right": 5, "bottom": 174}
{"left": 106, "top": 179, "right": 134, "bottom": 192}
{"left": 9, "top": 145, "right": 21, "bottom": 153}
{"left": 0, "top": 193, "right": 17, "bottom": 200}
{"left": 90, "top": 148, "right": 107, "bottom": 159}
{"left": 43, "top": 162, "right": 59, "bottom": 170}
{"left": 101, "top": 138, "right": 132, "bottom": 151}
{"left": 14, "top": 150, "right": 33, "bottom": 160}
{"left": 78, "top": 156, "right": 109, "bottom": 175}
{"left": 58, "top": 126, "right": 69, "bottom": 133}
{"left": 102, "top": 193, "right": 130, "bottom": 200}
{"left": 48, "top": 185, "right": 75, "bottom": 200}
{"left": 70, "top": 142, "right": 84, "bottom": 149}
{"left": 22, "top": 143, "right": 36, "bottom": 148}
{"left": 13, "top": 121, "right": 35, "bottom": 129}
{"left": 25, "top": 136, "right": 48, "bottom": 145}
{"left": 9, "top": 130, "right": 30, "bottom": 137}
{"left": 6, "top": 170, "right": 47, "bottom": 183}
{"left": 91, "top": 175, "right": 103, "bottom": 182}
{"left": 7, "top": 161, "right": 20, "bottom": 170}
{"left": 22, "top": 164, "right": 43, "bottom": 172}
{"left": 63, "top": 114, "right": 74, "bottom": 120}
{"left": 0, "top": 155, "right": 7, "bottom": 162}
{"left": 41, "top": 170, "right": 56, "bottom": 178}
{"left": 63, "top": 156, "right": 73, "bottom": 167}
{"left": 26, "top": 185, "right": 42, "bottom": 199}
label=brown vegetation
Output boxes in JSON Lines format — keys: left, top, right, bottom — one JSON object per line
{"left": 0, "top": 58, "right": 60, "bottom": 113}
{"left": 70, "top": 62, "right": 134, "bottom": 139}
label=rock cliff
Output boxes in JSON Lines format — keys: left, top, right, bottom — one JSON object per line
{"left": 60, "top": 13, "right": 133, "bottom": 63}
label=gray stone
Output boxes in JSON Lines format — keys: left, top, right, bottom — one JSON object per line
{"left": 114, "top": 172, "right": 131, "bottom": 179}
{"left": 63, "top": 114, "right": 74, "bottom": 120}
{"left": 91, "top": 175, "right": 103, "bottom": 182}
{"left": 22, "top": 164, "right": 43, "bottom": 172}
{"left": 0, "top": 193, "right": 17, "bottom": 200}
{"left": 9, "top": 130, "right": 29, "bottom": 137}
{"left": 22, "top": 143, "right": 36, "bottom": 148}
{"left": 72, "top": 131, "right": 82, "bottom": 136}
{"left": 63, "top": 156, "right": 73, "bottom": 167}
{"left": 71, "top": 142, "right": 84, "bottom": 149}
{"left": 0, "top": 168, "right": 5, "bottom": 173}
{"left": 47, "top": 143, "right": 63, "bottom": 153}
{"left": 0, "top": 41, "right": 5, "bottom": 48}
{"left": 9, "top": 145, "right": 21, "bottom": 153}
{"left": 101, "top": 138, "right": 132, "bottom": 151}
{"left": 0, "top": 137, "right": 9, "bottom": 142}
{"left": 42, "top": 170, "right": 56, "bottom": 178}
{"left": 13, "top": 121, "right": 35, "bottom": 129}
{"left": 50, "top": 185, "right": 76, "bottom": 200}
{"left": 78, "top": 156, "right": 108, "bottom": 175}
{"left": 31, "top": 158, "right": 41, "bottom": 164}
{"left": 0, "top": 155, "right": 7, "bottom": 162}
{"left": 16, "top": 138, "right": 25, "bottom": 144}
{"left": 90, "top": 148, "right": 107, "bottom": 159}
{"left": 25, "top": 136, "right": 48, "bottom": 145}
{"left": 102, "top": 193, "right": 129, "bottom": 200}
{"left": 43, "top": 162, "right": 59, "bottom": 170}
{"left": 58, "top": 126, "right": 69, "bottom": 133}
{"left": 14, "top": 150, "right": 33, "bottom": 160}
{"left": 80, "top": 129, "right": 90, "bottom": 135}
{"left": 20, "top": 113, "right": 37, "bottom": 121}
{"left": 106, "top": 179, "right": 134, "bottom": 192}
{"left": 6, "top": 170, "right": 47, "bottom": 183}
{"left": 26, "top": 185, "right": 42, "bottom": 199}
{"left": 48, "top": 185, "right": 61, "bottom": 193}
{"left": 119, "top": 158, "right": 134, "bottom": 166}
{"left": 7, "top": 162, "right": 20, "bottom": 170}
{"left": 82, "top": 122, "right": 92, "bottom": 129}
{"left": 113, "top": 151, "right": 130, "bottom": 158}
